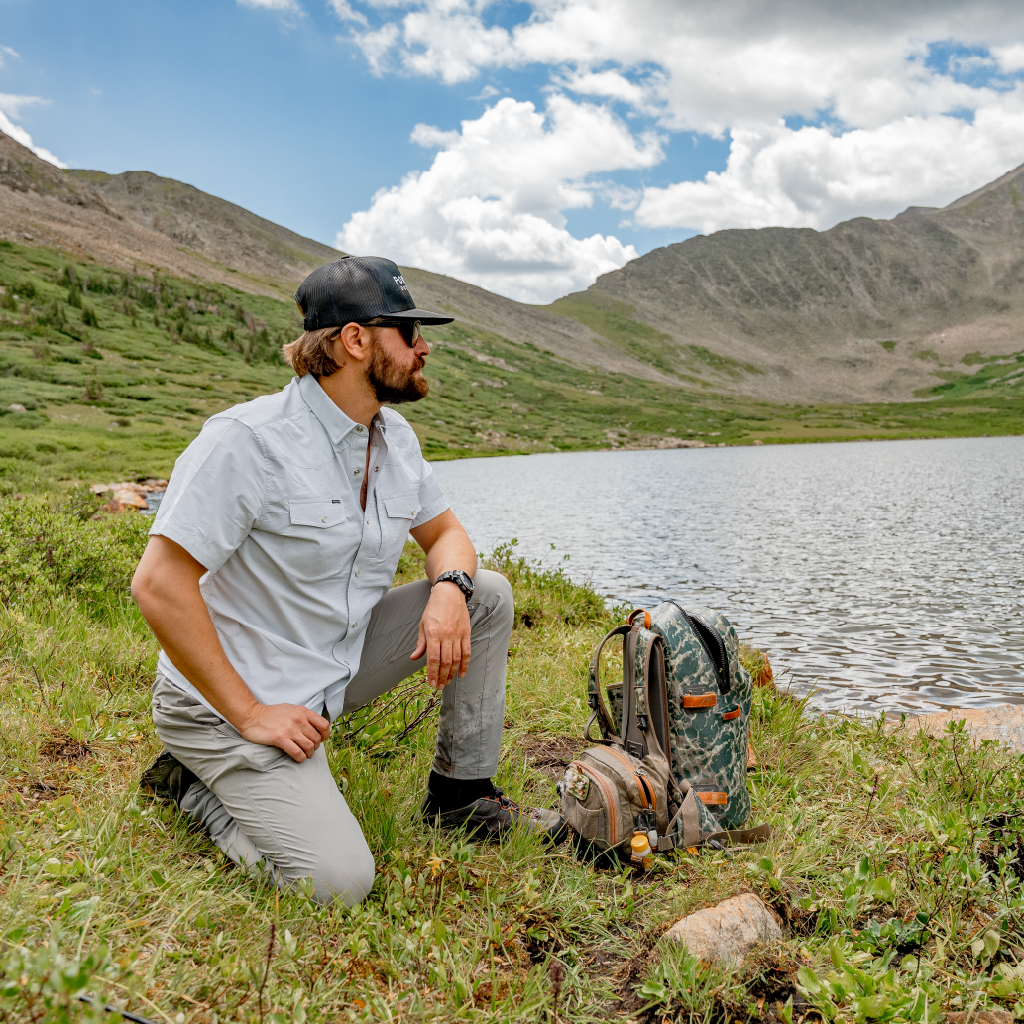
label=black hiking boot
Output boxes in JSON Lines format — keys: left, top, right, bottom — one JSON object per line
{"left": 420, "top": 785, "right": 568, "bottom": 845}
{"left": 140, "top": 751, "right": 200, "bottom": 808}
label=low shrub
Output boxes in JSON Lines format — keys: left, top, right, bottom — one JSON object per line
{"left": 0, "top": 495, "right": 149, "bottom": 610}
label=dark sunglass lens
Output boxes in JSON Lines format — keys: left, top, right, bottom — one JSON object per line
{"left": 400, "top": 322, "right": 420, "bottom": 346}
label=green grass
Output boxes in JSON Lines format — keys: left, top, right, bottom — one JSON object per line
{"left": 0, "top": 239, "right": 1021, "bottom": 498}
{"left": 3, "top": 500, "right": 1024, "bottom": 1022}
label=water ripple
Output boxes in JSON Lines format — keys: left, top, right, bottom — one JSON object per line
{"left": 432, "top": 435, "right": 1024, "bottom": 715}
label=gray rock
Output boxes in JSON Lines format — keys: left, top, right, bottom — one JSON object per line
{"left": 664, "top": 893, "right": 782, "bottom": 963}
{"left": 908, "top": 705, "right": 1024, "bottom": 753}
{"left": 7, "top": 403, "right": 26, "bottom": 412}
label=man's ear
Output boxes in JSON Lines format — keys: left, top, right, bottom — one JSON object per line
{"left": 333, "top": 323, "right": 372, "bottom": 365}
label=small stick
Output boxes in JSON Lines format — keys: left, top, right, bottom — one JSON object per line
{"left": 31, "top": 665, "right": 48, "bottom": 709}
{"left": 258, "top": 922, "right": 276, "bottom": 1024}
{"left": 863, "top": 771, "right": 879, "bottom": 824}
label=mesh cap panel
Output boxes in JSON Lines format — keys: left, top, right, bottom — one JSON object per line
{"left": 294, "top": 256, "right": 453, "bottom": 330}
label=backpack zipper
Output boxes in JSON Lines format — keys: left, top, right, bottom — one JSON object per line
{"left": 602, "top": 745, "right": 656, "bottom": 810}
{"left": 665, "top": 600, "right": 730, "bottom": 695}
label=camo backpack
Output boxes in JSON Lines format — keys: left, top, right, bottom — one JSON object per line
{"left": 557, "top": 603, "right": 769, "bottom": 857}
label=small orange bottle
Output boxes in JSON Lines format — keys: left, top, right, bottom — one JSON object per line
{"left": 630, "top": 832, "right": 654, "bottom": 871}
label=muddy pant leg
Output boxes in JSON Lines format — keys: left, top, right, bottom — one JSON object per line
{"left": 151, "top": 674, "right": 375, "bottom": 906}
{"left": 340, "top": 568, "right": 513, "bottom": 780}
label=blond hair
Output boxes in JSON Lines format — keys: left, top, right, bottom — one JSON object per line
{"left": 281, "top": 327, "right": 343, "bottom": 378}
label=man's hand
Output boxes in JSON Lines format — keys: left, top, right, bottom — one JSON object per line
{"left": 238, "top": 703, "right": 330, "bottom": 763}
{"left": 411, "top": 581, "right": 471, "bottom": 689}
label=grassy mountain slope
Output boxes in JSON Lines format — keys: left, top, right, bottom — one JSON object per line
{"left": 0, "top": 239, "right": 1021, "bottom": 494}
{"left": 551, "top": 163, "right": 1024, "bottom": 402}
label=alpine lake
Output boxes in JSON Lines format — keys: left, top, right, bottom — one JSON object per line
{"left": 432, "top": 434, "right": 1024, "bottom": 716}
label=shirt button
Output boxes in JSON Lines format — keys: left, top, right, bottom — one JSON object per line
{"left": 354, "top": 469, "right": 361, "bottom": 475}
{"left": 351, "top": 622, "right": 358, "bottom": 628}
{"left": 356, "top": 425, "right": 364, "bottom": 433}
{"left": 354, "top": 570, "right": 360, "bottom": 577}
{"left": 321, "top": 516, "right": 327, "bottom": 523}
{"left": 374, "top": 467, "right": 379, "bottom": 472}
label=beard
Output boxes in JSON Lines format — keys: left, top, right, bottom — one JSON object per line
{"left": 368, "top": 338, "right": 429, "bottom": 405}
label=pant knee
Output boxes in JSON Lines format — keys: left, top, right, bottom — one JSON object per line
{"left": 309, "top": 845, "right": 376, "bottom": 907}
{"left": 472, "top": 569, "right": 514, "bottom": 632}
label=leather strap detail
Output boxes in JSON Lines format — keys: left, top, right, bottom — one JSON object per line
{"left": 706, "top": 823, "right": 772, "bottom": 846}
{"left": 682, "top": 693, "right": 717, "bottom": 709}
{"left": 627, "top": 608, "right": 652, "bottom": 630}
{"left": 697, "top": 791, "right": 728, "bottom": 805}
{"left": 722, "top": 706, "right": 741, "bottom": 721}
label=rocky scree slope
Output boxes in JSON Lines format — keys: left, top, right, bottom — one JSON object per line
{"left": 553, "top": 162, "right": 1024, "bottom": 401}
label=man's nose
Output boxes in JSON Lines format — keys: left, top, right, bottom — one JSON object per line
{"left": 415, "top": 338, "right": 431, "bottom": 356}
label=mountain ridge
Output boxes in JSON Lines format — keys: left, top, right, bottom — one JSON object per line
{"left": 0, "top": 131, "right": 670, "bottom": 386}
{"left": 556, "top": 159, "right": 1024, "bottom": 400}
{"left": 2, "top": 127, "right": 1023, "bottom": 402}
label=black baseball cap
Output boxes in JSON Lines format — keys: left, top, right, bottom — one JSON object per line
{"left": 294, "top": 256, "right": 454, "bottom": 331}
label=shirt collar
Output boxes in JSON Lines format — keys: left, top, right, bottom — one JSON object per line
{"left": 297, "top": 373, "right": 388, "bottom": 447}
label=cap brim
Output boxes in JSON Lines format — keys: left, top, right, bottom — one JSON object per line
{"left": 387, "top": 307, "right": 455, "bottom": 325}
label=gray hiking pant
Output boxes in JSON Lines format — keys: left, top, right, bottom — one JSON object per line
{"left": 150, "top": 570, "right": 513, "bottom": 906}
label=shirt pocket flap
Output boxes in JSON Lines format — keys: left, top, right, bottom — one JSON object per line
{"left": 382, "top": 491, "right": 421, "bottom": 520}
{"left": 289, "top": 500, "right": 346, "bottom": 528}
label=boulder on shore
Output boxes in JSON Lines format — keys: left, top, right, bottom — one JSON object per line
{"left": 664, "top": 893, "right": 782, "bottom": 963}
{"left": 908, "top": 705, "right": 1024, "bottom": 753}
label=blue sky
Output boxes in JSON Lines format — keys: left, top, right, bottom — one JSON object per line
{"left": 2, "top": 1, "right": 1024, "bottom": 302}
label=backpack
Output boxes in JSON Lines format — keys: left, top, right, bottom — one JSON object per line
{"left": 557, "top": 605, "right": 769, "bottom": 858}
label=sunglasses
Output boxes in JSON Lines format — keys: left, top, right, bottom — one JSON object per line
{"left": 359, "top": 319, "right": 422, "bottom": 347}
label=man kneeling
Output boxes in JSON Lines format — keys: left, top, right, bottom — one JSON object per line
{"left": 132, "top": 257, "right": 565, "bottom": 907}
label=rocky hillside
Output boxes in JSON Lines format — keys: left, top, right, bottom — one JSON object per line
{"left": 2, "top": 128, "right": 1023, "bottom": 402}
{"left": 553, "top": 163, "right": 1024, "bottom": 401}
{"left": 0, "top": 131, "right": 665, "bottom": 385}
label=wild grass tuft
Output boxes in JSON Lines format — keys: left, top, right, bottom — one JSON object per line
{"left": 3, "top": 500, "right": 1024, "bottom": 1022}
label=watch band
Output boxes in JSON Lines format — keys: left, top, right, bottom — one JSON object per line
{"left": 434, "top": 570, "right": 474, "bottom": 601}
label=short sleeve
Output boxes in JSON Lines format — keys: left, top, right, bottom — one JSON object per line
{"left": 150, "top": 417, "right": 267, "bottom": 573}
{"left": 410, "top": 457, "right": 449, "bottom": 528}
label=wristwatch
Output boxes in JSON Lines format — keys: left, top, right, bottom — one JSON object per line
{"left": 433, "top": 569, "right": 475, "bottom": 601}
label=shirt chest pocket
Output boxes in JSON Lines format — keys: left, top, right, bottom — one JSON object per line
{"left": 373, "top": 489, "right": 421, "bottom": 563}
{"left": 290, "top": 500, "right": 347, "bottom": 529}
{"left": 284, "top": 500, "right": 352, "bottom": 580}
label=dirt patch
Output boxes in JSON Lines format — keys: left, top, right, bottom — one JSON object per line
{"left": 520, "top": 735, "right": 589, "bottom": 780}
{"left": 39, "top": 734, "right": 91, "bottom": 761}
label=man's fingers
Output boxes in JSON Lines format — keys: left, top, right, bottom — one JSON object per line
{"left": 306, "top": 711, "right": 330, "bottom": 741}
{"left": 282, "top": 739, "right": 307, "bottom": 763}
{"left": 459, "top": 638, "right": 471, "bottom": 678}
{"left": 436, "top": 643, "right": 452, "bottom": 684}
{"left": 411, "top": 626, "right": 427, "bottom": 661}
{"left": 426, "top": 638, "right": 441, "bottom": 687}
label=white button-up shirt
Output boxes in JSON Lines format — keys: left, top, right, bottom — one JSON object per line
{"left": 150, "top": 373, "right": 449, "bottom": 720}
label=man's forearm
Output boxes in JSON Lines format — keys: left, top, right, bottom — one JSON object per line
{"left": 132, "top": 535, "right": 329, "bottom": 762}
{"left": 423, "top": 527, "right": 477, "bottom": 583}
{"left": 132, "top": 554, "right": 259, "bottom": 728}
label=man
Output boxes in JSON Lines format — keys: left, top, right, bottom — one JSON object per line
{"left": 132, "top": 256, "right": 565, "bottom": 907}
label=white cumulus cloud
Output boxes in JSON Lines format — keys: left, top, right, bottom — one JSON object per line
{"left": 336, "top": 0, "right": 1024, "bottom": 297}
{"left": 338, "top": 95, "right": 661, "bottom": 302}
{"left": 635, "top": 98, "right": 1024, "bottom": 233}
{"left": 0, "top": 94, "right": 66, "bottom": 168}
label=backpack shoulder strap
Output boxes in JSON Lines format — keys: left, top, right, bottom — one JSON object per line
{"left": 585, "top": 623, "right": 630, "bottom": 743}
